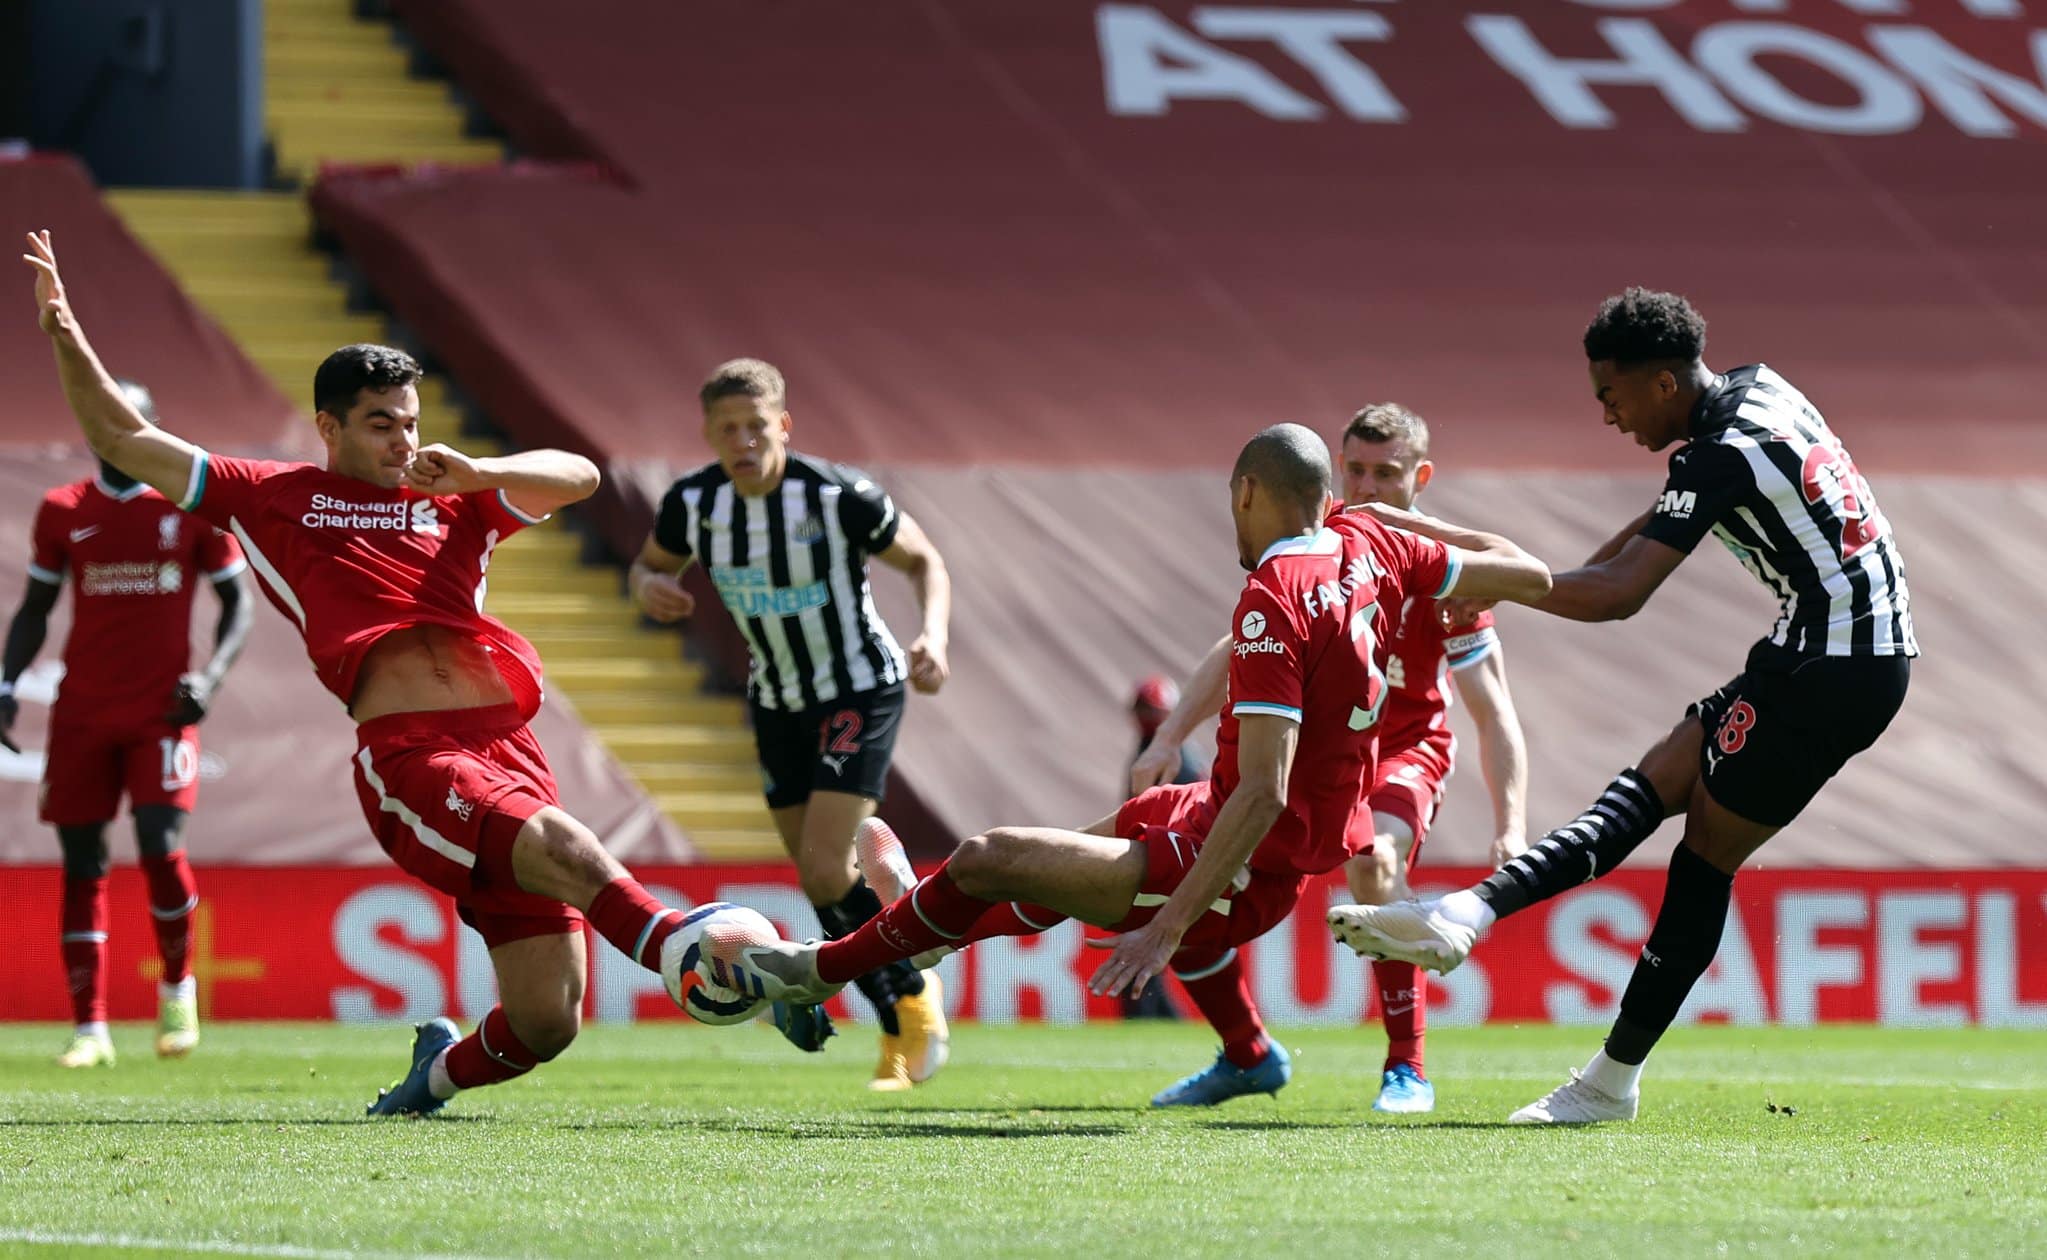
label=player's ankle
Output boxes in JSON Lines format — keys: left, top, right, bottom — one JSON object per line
{"left": 1582, "top": 1048, "right": 1643, "bottom": 1100}
{"left": 1437, "top": 889, "right": 1494, "bottom": 935}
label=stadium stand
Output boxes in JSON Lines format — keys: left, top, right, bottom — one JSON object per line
{"left": 303, "top": 1, "right": 2046, "bottom": 864}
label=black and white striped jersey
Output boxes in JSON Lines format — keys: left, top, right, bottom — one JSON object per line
{"left": 1639, "top": 364, "right": 1916, "bottom": 664}
{"left": 653, "top": 453, "right": 908, "bottom": 710}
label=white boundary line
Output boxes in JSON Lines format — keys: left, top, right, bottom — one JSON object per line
{"left": 0, "top": 1228, "right": 505, "bottom": 1260}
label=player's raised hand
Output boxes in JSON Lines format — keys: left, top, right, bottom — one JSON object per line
{"left": 907, "top": 634, "right": 948, "bottom": 694}
{"left": 22, "top": 230, "right": 72, "bottom": 337}
{"left": 404, "top": 444, "right": 489, "bottom": 496}
{"left": 1085, "top": 919, "right": 1181, "bottom": 1000}
{"left": 634, "top": 570, "right": 696, "bottom": 622}
{"left": 1129, "top": 735, "right": 1178, "bottom": 797}
{"left": 0, "top": 690, "right": 19, "bottom": 754}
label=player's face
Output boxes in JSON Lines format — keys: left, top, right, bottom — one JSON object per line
{"left": 321, "top": 385, "right": 421, "bottom": 489}
{"left": 1340, "top": 436, "right": 1431, "bottom": 509}
{"left": 704, "top": 395, "right": 791, "bottom": 494}
{"left": 1590, "top": 361, "right": 1685, "bottom": 451}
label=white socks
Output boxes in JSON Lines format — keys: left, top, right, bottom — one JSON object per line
{"left": 1435, "top": 889, "right": 1497, "bottom": 935}
{"left": 426, "top": 1047, "right": 460, "bottom": 1101}
{"left": 160, "top": 976, "right": 196, "bottom": 1004}
{"left": 1582, "top": 1048, "right": 1644, "bottom": 1100}
{"left": 76, "top": 1020, "right": 110, "bottom": 1040}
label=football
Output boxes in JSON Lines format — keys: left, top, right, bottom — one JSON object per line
{"left": 664, "top": 902, "right": 778, "bottom": 1026}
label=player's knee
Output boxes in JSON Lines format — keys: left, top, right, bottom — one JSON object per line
{"left": 511, "top": 810, "right": 621, "bottom": 905}
{"left": 132, "top": 806, "right": 188, "bottom": 861}
{"left": 947, "top": 830, "right": 1013, "bottom": 899}
{"left": 509, "top": 1004, "right": 580, "bottom": 1062}
{"left": 57, "top": 825, "right": 110, "bottom": 881}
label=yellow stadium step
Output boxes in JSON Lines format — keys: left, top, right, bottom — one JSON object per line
{"left": 625, "top": 762, "right": 762, "bottom": 795}
{"left": 543, "top": 657, "right": 706, "bottom": 691}
{"left": 650, "top": 792, "right": 776, "bottom": 833}
{"left": 566, "top": 691, "right": 745, "bottom": 726}
{"left": 686, "top": 831, "right": 788, "bottom": 862}
{"left": 596, "top": 726, "right": 757, "bottom": 764}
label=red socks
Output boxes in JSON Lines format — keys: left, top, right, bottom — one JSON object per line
{"left": 818, "top": 865, "right": 992, "bottom": 985}
{"left": 1173, "top": 948, "right": 1269, "bottom": 1069}
{"left": 60, "top": 875, "right": 109, "bottom": 1026}
{"left": 1374, "top": 959, "right": 1426, "bottom": 1072}
{"left": 443, "top": 1006, "right": 543, "bottom": 1090}
{"left": 140, "top": 852, "right": 199, "bottom": 984}
{"left": 585, "top": 877, "right": 682, "bottom": 971}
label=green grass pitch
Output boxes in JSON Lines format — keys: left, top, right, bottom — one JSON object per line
{"left": 2, "top": 1021, "right": 2042, "bottom": 1258}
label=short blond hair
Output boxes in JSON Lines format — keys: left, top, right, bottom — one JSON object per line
{"left": 699, "top": 358, "right": 786, "bottom": 411}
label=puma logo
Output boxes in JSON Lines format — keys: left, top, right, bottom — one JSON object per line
{"left": 820, "top": 754, "right": 849, "bottom": 775}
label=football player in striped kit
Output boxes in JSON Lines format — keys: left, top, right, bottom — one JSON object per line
{"left": 1330, "top": 288, "right": 1915, "bottom": 1124}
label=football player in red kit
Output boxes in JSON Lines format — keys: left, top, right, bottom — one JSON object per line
{"left": 27, "top": 230, "right": 721, "bottom": 1115}
{"left": 2, "top": 380, "right": 252, "bottom": 1067}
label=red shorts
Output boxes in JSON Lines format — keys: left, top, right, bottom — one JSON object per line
{"left": 351, "top": 703, "right": 582, "bottom": 948}
{"left": 1111, "top": 781, "right": 1309, "bottom": 953}
{"left": 1364, "top": 743, "right": 1452, "bottom": 864}
{"left": 40, "top": 717, "right": 200, "bottom": 825}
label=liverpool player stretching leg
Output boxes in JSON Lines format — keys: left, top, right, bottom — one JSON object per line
{"left": 708, "top": 425, "right": 1550, "bottom": 1108}
{"left": 27, "top": 231, "right": 719, "bottom": 1115}
{"left": 1328, "top": 289, "right": 1915, "bottom": 1123}
{"left": 1, "top": 385, "right": 252, "bottom": 1067}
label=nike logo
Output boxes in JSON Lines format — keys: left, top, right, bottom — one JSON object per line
{"left": 68, "top": 526, "right": 100, "bottom": 543}
{"left": 1385, "top": 1003, "right": 1416, "bottom": 1016}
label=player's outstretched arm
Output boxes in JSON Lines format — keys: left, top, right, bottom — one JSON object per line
{"left": 1090, "top": 713, "right": 1294, "bottom": 999}
{"left": 629, "top": 537, "right": 697, "bottom": 623}
{"left": 404, "top": 444, "right": 600, "bottom": 518}
{"left": 875, "top": 512, "right": 951, "bottom": 695}
{"left": 0, "top": 576, "right": 60, "bottom": 753}
{"left": 1131, "top": 633, "right": 1228, "bottom": 796}
{"left": 1352, "top": 501, "right": 1552, "bottom": 606}
{"left": 1530, "top": 533, "right": 1687, "bottom": 622}
{"left": 22, "top": 232, "right": 201, "bottom": 502}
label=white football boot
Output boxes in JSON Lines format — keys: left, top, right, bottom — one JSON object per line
{"left": 1507, "top": 1070, "right": 1640, "bottom": 1125}
{"left": 1327, "top": 898, "right": 1478, "bottom": 973}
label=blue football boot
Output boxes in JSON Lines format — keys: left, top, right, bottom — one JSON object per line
{"left": 365, "top": 1017, "right": 460, "bottom": 1118}
{"left": 1372, "top": 1063, "right": 1436, "bottom": 1114}
{"left": 1150, "top": 1040, "right": 1292, "bottom": 1107}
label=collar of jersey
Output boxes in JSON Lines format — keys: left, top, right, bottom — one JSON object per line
{"left": 1687, "top": 371, "right": 1734, "bottom": 437}
{"left": 1258, "top": 527, "right": 1339, "bottom": 567}
{"left": 91, "top": 475, "right": 150, "bottom": 502}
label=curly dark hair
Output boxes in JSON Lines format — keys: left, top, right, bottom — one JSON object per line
{"left": 1583, "top": 288, "right": 1707, "bottom": 365}
{"left": 313, "top": 344, "right": 422, "bottom": 419}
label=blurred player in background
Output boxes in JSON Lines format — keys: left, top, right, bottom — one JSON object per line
{"left": 1122, "top": 674, "right": 1199, "bottom": 1018}
{"left": 711, "top": 425, "right": 1552, "bottom": 1110}
{"left": 26, "top": 230, "right": 716, "bottom": 1117}
{"left": 1330, "top": 289, "right": 1915, "bottom": 1124}
{"left": 1, "top": 380, "right": 252, "bottom": 1068}
{"left": 630, "top": 358, "right": 954, "bottom": 1091}
{"left": 1135, "top": 403, "right": 1529, "bottom": 1111}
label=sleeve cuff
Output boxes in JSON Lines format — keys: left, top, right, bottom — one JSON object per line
{"left": 1232, "top": 701, "right": 1302, "bottom": 723}
{"left": 497, "top": 489, "right": 550, "bottom": 526}
{"left": 207, "top": 557, "right": 249, "bottom": 581}
{"left": 178, "top": 451, "right": 209, "bottom": 512}
{"left": 25, "top": 564, "right": 61, "bottom": 585}
{"left": 1432, "top": 545, "right": 1465, "bottom": 600}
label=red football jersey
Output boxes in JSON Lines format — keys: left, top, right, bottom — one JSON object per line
{"left": 176, "top": 453, "right": 546, "bottom": 714}
{"left": 1376, "top": 597, "right": 1498, "bottom": 765}
{"left": 28, "top": 477, "right": 244, "bottom": 727}
{"left": 1212, "top": 512, "right": 1459, "bottom": 877}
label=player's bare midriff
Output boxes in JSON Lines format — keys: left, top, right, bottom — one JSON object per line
{"left": 349, "top": 624, "right": 514, "bottom": 723}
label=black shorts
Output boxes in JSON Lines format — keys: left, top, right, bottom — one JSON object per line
{"left": 751, "top": 683, "right": 906, "bottom": 810}
{"left": 1688, "top": 652, "right": 1911, "bottom": 827}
